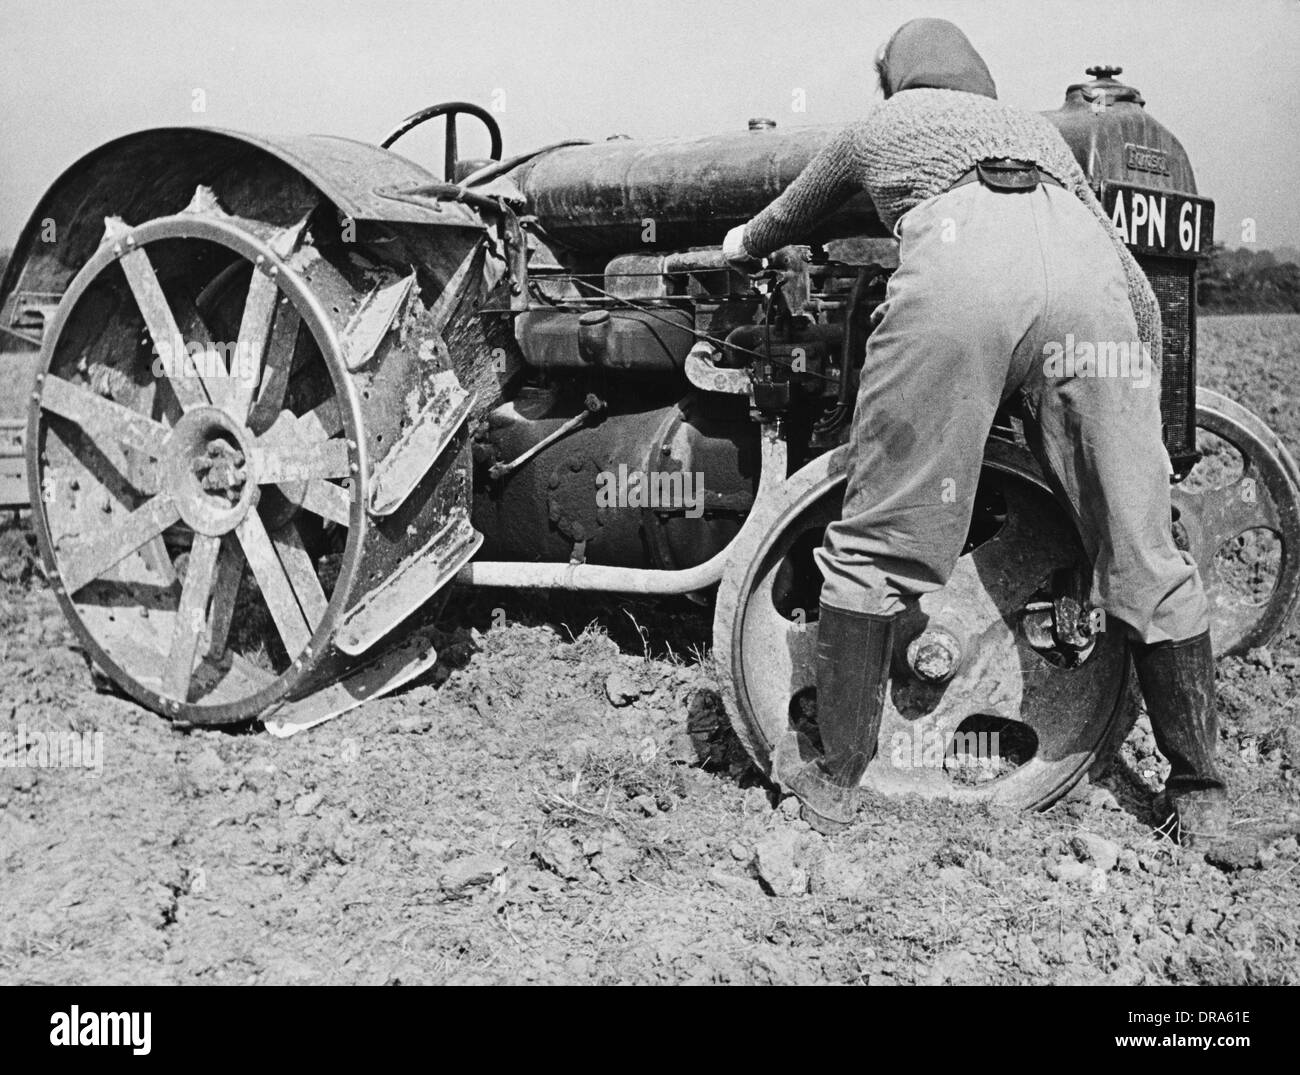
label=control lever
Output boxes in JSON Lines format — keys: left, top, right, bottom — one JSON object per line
{"left": 488, "top": 393, "right": 605, "bottom": 481}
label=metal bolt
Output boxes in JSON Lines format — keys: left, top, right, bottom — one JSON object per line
{"left": 906, "top": 627, "right": 963, "bottom": 684}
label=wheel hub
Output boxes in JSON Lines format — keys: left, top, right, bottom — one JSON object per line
{"left": 164, "top": 406, "right": 258, "bottom": 534}
{"left": 905, "top": 626, "right": 963, "bottom": 683}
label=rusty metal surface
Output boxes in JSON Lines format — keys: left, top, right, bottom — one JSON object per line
{"left": 0, "top": 127, "right": 484, "bottom": 346}
{"left": 369, "top": 369, "right": 474, "bottom": 516}
{"left": 473, "top": 386, "right": 756, "bottom": 570}
{"left": 507, "top": 69, "right": 1197, "bottom": 258}
{"left": 336, "top": 512, "right": 481, "bottom": 656}
{"left": 510, "top": 124, "right": 886, "bottom": 254}
{"left": 340, "top": 272, "right": 417, "bottom": 372}
{"left": 515, "top": 307, "right": 694, "bottom": 373}
{"left": 1043, "top": 70, "right": 1199, "bottom": 195}
{"left": 263, "top": 626, "right": 442, "bottom": 737}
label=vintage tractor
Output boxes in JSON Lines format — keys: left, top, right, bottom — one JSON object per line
{"left": 2, "top": 72, "right": 1297, "bottom": 804}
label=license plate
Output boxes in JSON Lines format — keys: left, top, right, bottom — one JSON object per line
{"left": 1101, "top": 183, "right": 1214, "bottom": 258}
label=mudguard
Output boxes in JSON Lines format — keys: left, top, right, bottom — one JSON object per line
{"left": 0, "top": 126, "right": 483, "bottom": 346}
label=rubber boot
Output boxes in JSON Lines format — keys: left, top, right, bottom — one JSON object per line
{"left": 1132, "top": 631, "right": 1230, "bottom": 848}
{"left": 786, "top": 603, "right": 895, "bottom": 834}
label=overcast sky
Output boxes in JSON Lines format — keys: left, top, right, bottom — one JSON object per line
{"left": 1, "top": 0, "right": 1297, "bottom": 252}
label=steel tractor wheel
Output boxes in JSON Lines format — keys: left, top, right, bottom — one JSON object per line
{"left": 27, "top": 189, "right": 485, "bottom": 727}
{"left": 717, "top": 397, "right": 1300, "bottom": 810}
{"left": 1173, "top": 388, "right": 1300, "bottom": 656}
{"left": 715, "top": 440, "right": 1135, "bottom": 809}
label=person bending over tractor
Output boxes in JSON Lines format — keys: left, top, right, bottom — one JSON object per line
{"left": 724, "top": 17, "right": 1236, "bottom": 852}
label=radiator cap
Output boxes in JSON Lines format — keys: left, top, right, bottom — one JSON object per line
{"left": 1064, "top": 65, "right": 1145, "bottom": 108}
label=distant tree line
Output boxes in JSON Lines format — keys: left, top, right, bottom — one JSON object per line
{"left": 1196, "top": 244, "right": 1300, "bottom": 314}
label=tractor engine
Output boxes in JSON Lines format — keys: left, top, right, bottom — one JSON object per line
{"left": 473, "top": 64, "right": 1215, "bottom": 579}
{"left": 473, "top": 245, "right": 882, "bottom": 569}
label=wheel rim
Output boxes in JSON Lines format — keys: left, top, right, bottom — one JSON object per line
{"left": 1173, "top": 388, "right": 1300, "bottom": 655}
{"left": 28, "top": 211, "right": 364, "bottom": 724}
{"left": 719, "top": 442, "right": 1132, "bottom": 808}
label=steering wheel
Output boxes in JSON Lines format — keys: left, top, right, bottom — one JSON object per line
{"left": 381, "top": 101, "right": 503, "bottom": 182}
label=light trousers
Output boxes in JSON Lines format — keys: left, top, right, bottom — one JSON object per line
{"left": 816, "top": 181, "right": 1207, "bottom": 645}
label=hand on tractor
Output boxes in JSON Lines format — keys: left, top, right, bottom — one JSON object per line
{"left": 722, "top": 224, "right": 763, "bottom": 271}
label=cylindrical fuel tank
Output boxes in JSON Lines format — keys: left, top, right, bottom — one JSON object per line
{"left": 512, "top": 71, "right": 1200, "bottom": 255}
{"left": 511, "top": 124, "right": 887, "bottom": 254}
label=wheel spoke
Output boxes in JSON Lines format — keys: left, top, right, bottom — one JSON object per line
{"left": 118, "top": 246, "right": 219, "bottom": 412}
{"left": 299, "top": 479, "right": 352, "bottom": 526}
{"left": 226, "top": 270, "right": 282, "bottom": 422}
{"left": 252, "top": 437, "right": 351, "bottom": 484}
{"left": 58, "top": 493, "right": 181, "bottom": 593}
{"left": 234, "top": 509, "right": 312, "bottom": 656}
{"left": 247, "top": 302, "right": 302, "bottom": 432}
{"left": 169, "top": 293, "right": 230, "bottom": 412}
{"left": 163, "top": 533, "right": 222, "bottom": 699}
{"left": 202, "top": 536, "right": 245, "bottom": 661}
{"left": 270, "top": 521, "right": 329, "bottom": 630}
{"left": 258, "top": 400, "right": 341, "bottom": 447}
{"left": 297, "top": 398, "right": 344, "bottom": 442}
{"left": 39, "top": 375, "right": 170, "bottom": 458}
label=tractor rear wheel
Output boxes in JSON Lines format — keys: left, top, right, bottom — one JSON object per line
{"left": 714, "top": 440, "right": 1135, "bottom": 809}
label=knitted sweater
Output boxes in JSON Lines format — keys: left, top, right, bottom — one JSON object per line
{"left": 743, "top": 88, "right": 1161, "bottom": 367}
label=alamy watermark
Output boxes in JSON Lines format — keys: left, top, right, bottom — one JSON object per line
{"left": 595, "top": 465, "right": 705, "bottom": 519}
{"left": 889, "top": 725, "right": 1000, "bottom": 771}
{"left": 50, "top": 1006, "right": 150, "bottom": 1055}
{"left": 150, "top": 336, "right": 259, "bottom": 384}
{"left": 1, "top": 724, "right": 103, "bottom": 773}
{"left": 1042, "top": 334, "right": 1152, "bottom": 390}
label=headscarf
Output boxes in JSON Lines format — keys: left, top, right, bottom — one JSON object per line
{"left": 877, "top": 18, "right": 997, "bottom": 100}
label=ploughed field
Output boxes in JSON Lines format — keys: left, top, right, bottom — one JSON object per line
{"left": 1, "top": 315, "right": 1298, "bottom": 985}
